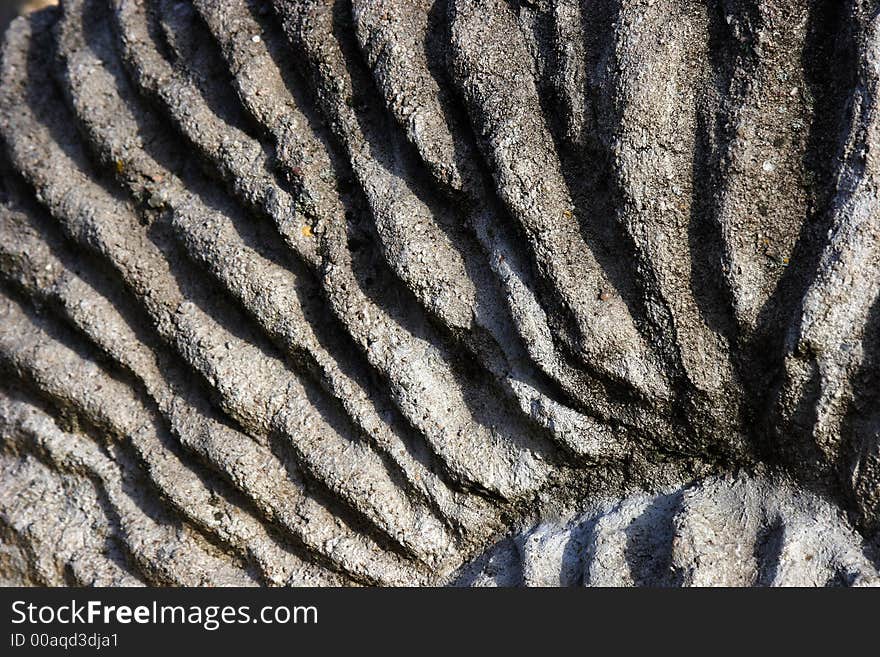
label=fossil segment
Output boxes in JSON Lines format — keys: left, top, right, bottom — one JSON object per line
{"left": 455, "top": 471, "right": 880, "bottom": 587}
{"left": 0, "top": 1, "right": 878, "bottom": 586}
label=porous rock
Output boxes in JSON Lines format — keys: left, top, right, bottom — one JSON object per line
{"left": 0, "top": 0, "right": 878, "bottom": 586}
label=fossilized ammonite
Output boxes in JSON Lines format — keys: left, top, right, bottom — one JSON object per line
{"left": 0, "top": 0, "right": 879, "bottom": 586}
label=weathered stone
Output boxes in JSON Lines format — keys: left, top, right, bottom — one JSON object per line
{"left": 0, "top": 0, "right": 878, "bottom": 586}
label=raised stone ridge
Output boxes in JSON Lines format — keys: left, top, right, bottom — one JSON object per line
{"left": 0, "top": 0, "right": 878, "bottom": 586}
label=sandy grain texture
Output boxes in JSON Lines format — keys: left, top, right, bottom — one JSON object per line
{"left": 0, "top": 0, "right": 878, "bottom": 585}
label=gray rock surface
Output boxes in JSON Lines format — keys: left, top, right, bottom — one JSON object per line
{"left": 455, "top": 471, "right": 880, "bottom": 586}
{"left": 0, "top": 0, "right": 878, "bottom": 586}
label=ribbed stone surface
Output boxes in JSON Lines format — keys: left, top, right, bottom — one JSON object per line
{"left": 455, "top": 472, "right": 880, "bottom": 586}
{"left": 0, "top": 0, "right": 878, "bottom": 585}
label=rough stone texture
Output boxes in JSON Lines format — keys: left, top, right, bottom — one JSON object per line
{"left": 455, "top": 471, "right": 880, "bottom": 586}
{"left": 0, "top": 0, "right": 878, "bottom": 586}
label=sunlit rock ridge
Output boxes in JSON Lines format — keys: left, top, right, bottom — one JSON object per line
{"left": 0, "top": 0, "right": 878, "bottom": 586}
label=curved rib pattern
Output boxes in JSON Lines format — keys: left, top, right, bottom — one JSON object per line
{"left": 0, "top": 0, "right": 878, "bottom": 585}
